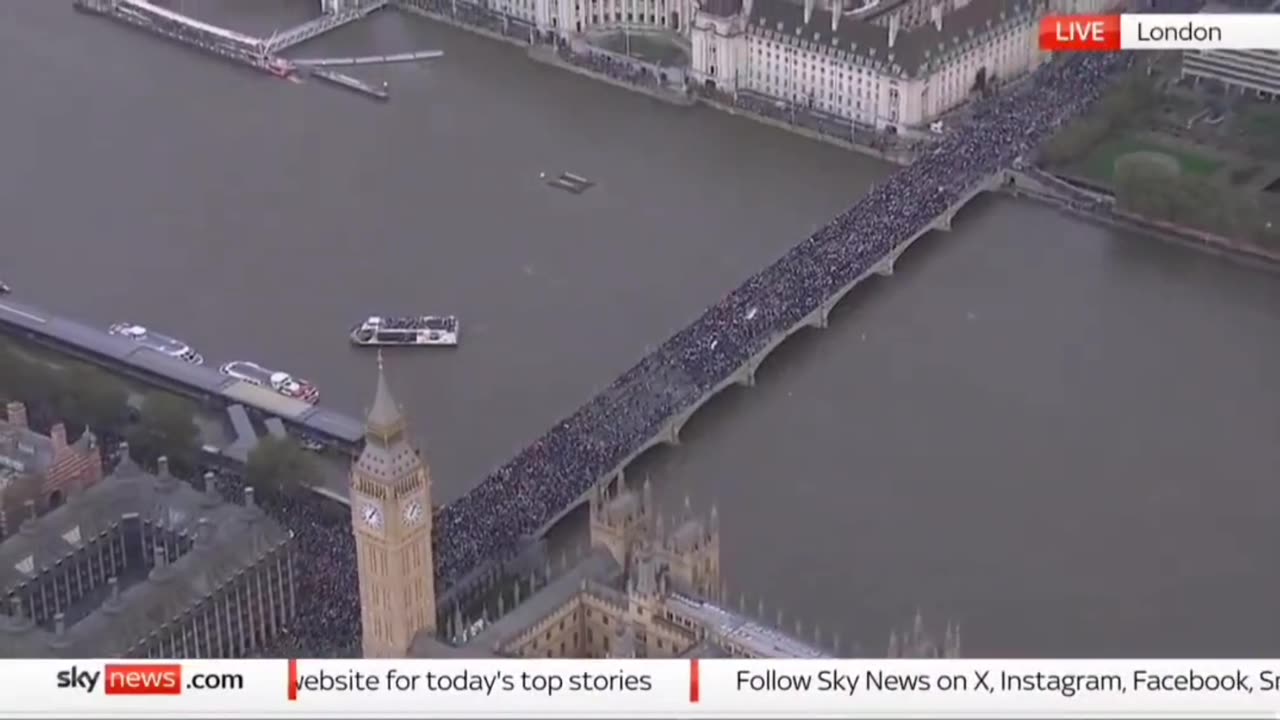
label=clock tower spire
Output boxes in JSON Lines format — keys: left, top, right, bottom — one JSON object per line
{"left": 350, "top": 352, "right": 437, "bottom": 657}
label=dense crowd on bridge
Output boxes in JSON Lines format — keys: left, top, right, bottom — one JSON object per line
{"left": 230, "top": 52, "right": 1132, "bottom": 656}
{"left": 429, "top": 51, "right": 1133, "bottom": 586}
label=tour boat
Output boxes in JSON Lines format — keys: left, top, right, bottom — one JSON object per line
{"left": 108, "top": 323, "right": 204, "bottom": 365}
{"left": 219, "top": 360, "right": 319, "bottom": 404}
{"left": 0, "top": 281, "right": 9, "bottom": 295}
{"left": 349, "top": 316, "right": 459, "bottom": 347}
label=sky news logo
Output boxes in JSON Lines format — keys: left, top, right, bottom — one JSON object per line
{"left": 57, "top": 664, "right": 183, "bottom": 695}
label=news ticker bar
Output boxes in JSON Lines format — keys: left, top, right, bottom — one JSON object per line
{"left": 12, "top": 659, "right": 1280, "bottom": 717}
{"left": 1039, "top": 14, "right": 1280, "bottom": 52}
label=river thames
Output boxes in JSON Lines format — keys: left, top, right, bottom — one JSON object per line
{"left": 4, "top": 1, "right": 1280, "bottom": 657}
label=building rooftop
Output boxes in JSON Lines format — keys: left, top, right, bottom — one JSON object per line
{"left": 679, "top": 639, "right": 731, "bottom": 658}
{"left": 412, "top": 547, "right": 623, "bottom": 658}
{"left": 0, "top": 426, "right": 56, "bottom": 479}
{"left": 746, "top": 0, "right": 1041, "bottom": 76}
{"left": 667, "top": 593, "right": 832, "bottom": 658}
{"left": 0, "top": 458, "right": 292, "bottom": 657}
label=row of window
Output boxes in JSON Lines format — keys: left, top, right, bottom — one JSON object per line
{"left": 137, "top": 557, "right": 293, "bottom": 659}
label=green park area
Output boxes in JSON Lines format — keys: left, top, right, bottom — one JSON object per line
{"left": 0, "top": 334, "right": 315, "bottom": 515}
{"left": 1040, "top": 68, "right": 1280, "bottom": 248}
{"left": 1239, "top": 106, "right": 1280, "bottom": 159}
{"left": 1071, "top": 134, "right": 1222, "bottom": 185}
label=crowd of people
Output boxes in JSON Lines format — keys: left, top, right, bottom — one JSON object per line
{"left": 401, "top": 0, "right": 537, "bottom": 42}
{"left": 372, "top": 316, "right": 459, "bottom": 331}
{"left": 208, "top": 472, "right": 364, "bottom": 657}
{"left": 428, "top": 51, "right": 1133, "bottom": 590}
{"left": 556, "top": 44, "right": 667, "bottom": 89}
{"left": 227, "top": 52, "right": 1130, "bottom": 656}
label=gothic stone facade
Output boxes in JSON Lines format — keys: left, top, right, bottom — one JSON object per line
{"left": 0, "top": 454, "right": 295, "bottom": 658}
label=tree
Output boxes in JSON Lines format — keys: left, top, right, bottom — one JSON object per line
{"left": 0, "top": 345, "right": 57, "bottom": 410}
{"left": 127, "top": 392, "right": 199, "bottom": 474}
{"left": 0, "top": 472, "right": 45, "bottom": 539}
{"left": 0, "top": 346, "right": 24, "bottom": 398}
{"left": 1042, "top": 118, "right": 1111, "bottom": 166}
{"left": 1114, "top": 152, "right": 1181, "bottom": 217}
{"left": 61, "top": 364, "right": 129, "bottom": 434}
{"left": 246, "top": 436, "right": 316, "bottom": 500}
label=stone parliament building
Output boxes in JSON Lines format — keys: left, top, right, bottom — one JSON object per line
{"left": 0, "top": 454, "right": 295, "bottom": 657}
{"left": 354, "top": 359, "right": 961, "bottom": 660}
{"left": 0, "top": 360, "right": 959, "bottom": 659}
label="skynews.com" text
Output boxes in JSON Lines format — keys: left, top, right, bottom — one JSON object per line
{"left": 56, "top": 664, "right": 246, "bottom": 695}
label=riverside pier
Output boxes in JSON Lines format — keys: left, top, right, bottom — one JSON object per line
{"left": 72, "top": 0, "right": 439, "bottom": 102}
{"left": 307, "top": 68, "right": 392, "bottom": 100}
{"left": 73, "top": 0, "right": 290, "bottom": 75}
{"left": 0, "top": 297, "right": 364, "bottom": 452}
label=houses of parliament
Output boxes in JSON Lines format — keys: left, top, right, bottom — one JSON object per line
{"left": 0, "top": 358, "right": 960, "bottom": 658}
{"left": 352, "top": 358, "right": 961, "bottom": 660}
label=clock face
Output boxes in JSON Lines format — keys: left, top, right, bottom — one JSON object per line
{"left": 403, "top": 500, "right": 424, "bottom": 526}
{"left": 361, "top": 503, "right": 383, "bottom": 529}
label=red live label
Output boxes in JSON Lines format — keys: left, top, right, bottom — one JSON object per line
{"left": 104, "top": 664, "right": 183, "bottom": 696}
{"left": 1039, "top": 15, "right": 1122, "bottom": 52}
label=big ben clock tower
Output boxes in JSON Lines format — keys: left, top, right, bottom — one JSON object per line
{"left": 350, "top": 353, "right": 437, "bottom": 658}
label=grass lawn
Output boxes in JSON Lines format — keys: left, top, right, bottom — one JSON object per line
{"left": 1238, "top": 107, "right": 1280, "bottom": 161}
{"left": 1071, "top": 134, "right": 1223, "bottom": 184}
{"left": 1241, "top": 107, "right": 1280, "bottom": 139}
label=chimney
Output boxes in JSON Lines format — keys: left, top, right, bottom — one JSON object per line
{"left": 243, "top": 486, "right": 256, "bottom": 508}
{"left": 196, "top": 518, "right": 216, "bottom": 547}
{"left": 116, "top": 441, "right": 137, "bottom": 474}
{"left": 10, "top": 595, "right": 24, "bottom": 619}
{"left": 804, "top": 0, "right": 814, "bottom": 24}
{"left": 50, "top": 424, "right": 67, "bottom": 452}
{"left": 19, "top": 499, "right": 36, "bottom": 532}
{"left": 157, "top": 456, "right": 169, "bottom": 478}
{"left": 54, "top": 612, "right": 65, "bottom": 638}
{"left": 888, "top": 13, "right": 900, "bottom": 47}
{"left": 931, "top": 3, "right": 942, "bottom": 31}
{"left": 831, "top": 0, "right": 841, "bottom": 31}
{"left": 109, "top": 576, "right": 120, "bottom": 602}
{"left": 154, "top": 545, "right": 167, "bottom": 569}
{"left": 5, "top": 401, "right": 27, "bottom": 429}
{"left": 202, "top": 472, "right": 220, "bottom": 507}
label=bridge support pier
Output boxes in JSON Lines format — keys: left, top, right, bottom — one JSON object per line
{"left": 662, "top": 421, "right": 681, "bottom": 446}
{"left": 933, "top": 212, "right": 953, "bottom": 232}
{"left": 875, "top": 256, "right": 895, "bottom": 277}
{"left": 808, "top": 308, "right": 829, "bottom": 329}
{"left": 737, "top": 364, "right": 756, "bottom": 387}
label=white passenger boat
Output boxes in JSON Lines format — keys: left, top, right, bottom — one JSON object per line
{"left": 219, "top": 360, "right": 320, "bottom": 404}
{"left": 349, "top": 316, "right": 459, "bottom": 347}
{"left": 108, "top": 323, "right": 204, "bottom": 365}
{"left": 0, "top": 281, "right": 10, "bottom": 295}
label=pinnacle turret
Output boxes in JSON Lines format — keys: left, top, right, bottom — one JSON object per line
{"left": 366, "top": 351, "right": 407, "bottom": 443}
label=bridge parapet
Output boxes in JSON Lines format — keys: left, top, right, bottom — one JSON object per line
{"left": 529, "top": 171, "right": 1003, "bottom": 539}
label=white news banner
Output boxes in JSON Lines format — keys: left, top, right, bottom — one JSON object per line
{"left": 8, "top": 659, "right": 1280, "bottom": 717}
{"left": 1121, "top": 14, "right": 1280, "bottom": 50}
